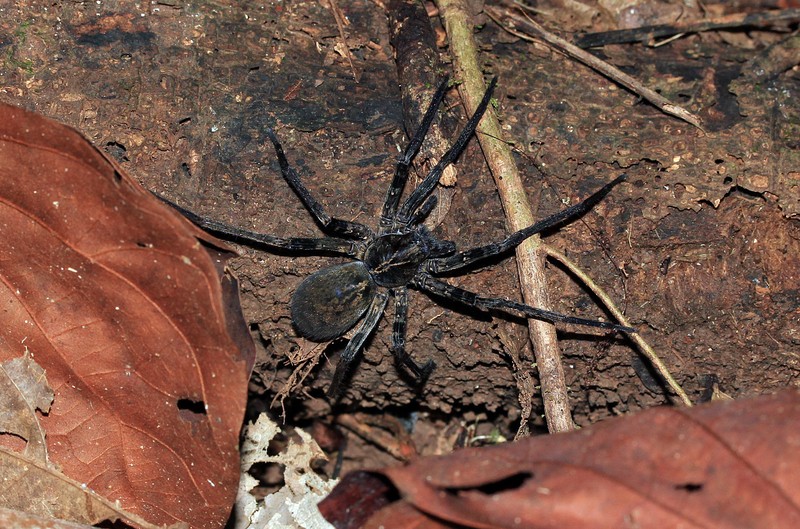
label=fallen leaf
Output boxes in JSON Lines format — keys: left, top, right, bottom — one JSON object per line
{"left": 0, "top": 447, "right": 164, "bottom": 529}
{"left": 0, "top": 102, "right": 254, "bottom": 528}
{"left": 0, "top": 352, "right": 161, "bottom": 529}
{"left": 322, "top": 390, "right": 800, "bottom": 528}
{"left": 0, "top": 352, "right": 54, "bottom": 461}
{"left": 234, "top": 414, "right": 337, "bottom": 529}
{"left": 0, "top": 353, "right": 157, "bottom": 527}
{"left": 0, "top": 506, "right": 121, "bottom": 529}
{"left": 317, "top": 471, "right": 402, "bottom": 529}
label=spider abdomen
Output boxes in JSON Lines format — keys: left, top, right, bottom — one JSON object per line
{"left": 290, "top": 261, "right": 376, "bottom": 341}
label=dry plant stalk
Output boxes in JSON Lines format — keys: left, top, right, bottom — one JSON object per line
{"left": 327, "top": 0, "right": 359, "bottom": 82}
{"left": 336, "top": 413, "right": 418, "bottom": 461}
{"left": 544, "top": 247, "right": 692, "bottom": 406}
{"left": 434, "top": 0, "right": 693, "bottom": 431}
{"left": 485, "top": 4, "right": 704, "bottom": 129}
{"left": 436, "top": 0, "right": 575, "bottom": 432}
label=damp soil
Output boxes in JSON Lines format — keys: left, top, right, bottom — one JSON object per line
{"left": 1, "top": 0, "right": 798, "bottom": 478}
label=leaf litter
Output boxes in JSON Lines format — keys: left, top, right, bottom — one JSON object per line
{"left": 0, "top": 101, "right": 253, "bottom": 528}
{"left": 0, "top": 2, "right": 797, "bottom": 524}
{"left": 322, "top": 389, "right": 800, "bottom": 528}
{"left": 0, "top": 352, "right": 53, "bottom": 461}
{"left": 234, "top": 414, "right": 337, "bottom": 529}
{"left": 0, "top": 354, "right": 164, "bottom": 529}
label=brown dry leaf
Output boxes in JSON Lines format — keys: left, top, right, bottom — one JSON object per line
{"left": 0, "top": 506, "right": 118, "bottom": 529}
{"left": 0, "top": 447, "right": 164, "bottom": 529}
{"left": 0, "top": 102, "right": 253, "bottom": 529}
{"left": 0, "top": 354, "right": 156, "bottom": 528}
{"left": 0, "top": 352, "right": 54, "bottom": 461}
{"left": 322, "top": 390, "right": 800, "bottom": 528}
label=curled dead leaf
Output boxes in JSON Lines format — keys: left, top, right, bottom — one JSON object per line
{"left": 322, "top": 390, "right": 800, "bottom": 528}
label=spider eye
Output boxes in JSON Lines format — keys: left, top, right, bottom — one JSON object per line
{"left": 290, "top": 261, "right": 376, "bottom": 341}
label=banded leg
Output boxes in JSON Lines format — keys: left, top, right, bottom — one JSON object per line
{"left": 328, "top": 292, "right": 390, "bottom": 397}
{"left": 427, "top": 174, "right": 627, "bottom": 273}
{"left": 266, "top": 129, "right": 374, "bottom": 240}
{"left": 156, "top": 193, "right": 361, "bottom": 255}
{"left": 379, "top": 77, "right": 451, "bottom": 232}
{"left": 390, "top": 287, "right": 435, "bottom": 380}
{"left": 414, "top": 273, "right": 635, "bottom": 333}
{"left": 397, "top": 77, "right": 498, "bottom": 223}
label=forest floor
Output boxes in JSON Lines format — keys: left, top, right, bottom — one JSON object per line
{"left": 1, "top": 0, "right": 798, "bottom": 487}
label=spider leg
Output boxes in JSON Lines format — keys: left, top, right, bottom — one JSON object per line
{"left": 328, "top": 292, "right": 390, "bottom": 398}
{"left": 266, "top": 129, "right": 375, "bottom": 240}
{"left": 426, "top": 174, "right": 627, "bottom": 273}
{"left": 157, "top": 193, "right": 361, "bottom": 255}
{"left": 379, "top": 77, "right": 451, "bottom": 232}
{"left": 397, "top": 77, "right": 498, "bottom": 224}
{"left": 390, "top": 287, "right": 436, "bottom": 380}
{"left": 414, "top": 272, "right": 635, "bottom": 333}
{"left": 407, "top": 195, "right": 438, "bottom": 227}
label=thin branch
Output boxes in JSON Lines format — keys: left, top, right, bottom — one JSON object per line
{"left": 435, "top": 0, "right": 575, "bottom": 433}
{"left": 573, "top": 8, "right": 800, "bottom": 48}
{"left": 336, "top": 413, "right": 417, "bottom": 461}
{"left": 485, "top": 5, "right": 704, "bottom": 130}
{"left": 544, "top": 245, "right": 693, "bottom": 407}
{"left": 328, "top": 0, "right": 359, "bottom": 82}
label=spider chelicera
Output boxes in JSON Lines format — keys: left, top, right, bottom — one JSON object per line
{"left": 168, "top": 76, "right": 634, "bottom": 397}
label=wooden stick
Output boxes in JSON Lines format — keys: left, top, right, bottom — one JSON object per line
{"left": 436, "top": 0, "right": 576, "bottom": 433}
{"left": 336, "top": 413, "right": 417, "bottom": 461}
{"left": 328, "top": 0, "right": 359, "bottom": 82}
{"left": 574, "top": 8, "right": 800, "bottom": 48}
{"left": 544, "top": 245, "right": 693, "bottom": 407}
{"left": 485, "top": 5, "right": 704, "bottom": 129}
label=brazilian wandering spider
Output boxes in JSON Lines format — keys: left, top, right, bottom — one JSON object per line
{"left": 168, "top": 77, "right": 634, "bottom": 397}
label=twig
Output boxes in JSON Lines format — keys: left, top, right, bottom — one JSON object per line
{"left": 485, "top": 5, "right": 704, "bottom": 130}
{"left": 435, "top": 0, "right": 575, "bottom": 433}
{"left": 574, "top": 8, "right": 800, "bottom": 48}
{"left": 328, "top": 0, "right": 359, "bottom": 82}
{"left": 544, "top": 245, "right": 693, "bottom": 407}
{"left": 336, "top": 413, "right": 417, "bottom": 461}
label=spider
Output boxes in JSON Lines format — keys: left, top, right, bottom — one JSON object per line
{"left": 168, "top": 76, "right": 634, "bottom": 397}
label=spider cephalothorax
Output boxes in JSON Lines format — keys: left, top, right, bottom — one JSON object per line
{"left": 170, "top": 77, "right": 633, "bottom": 397}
